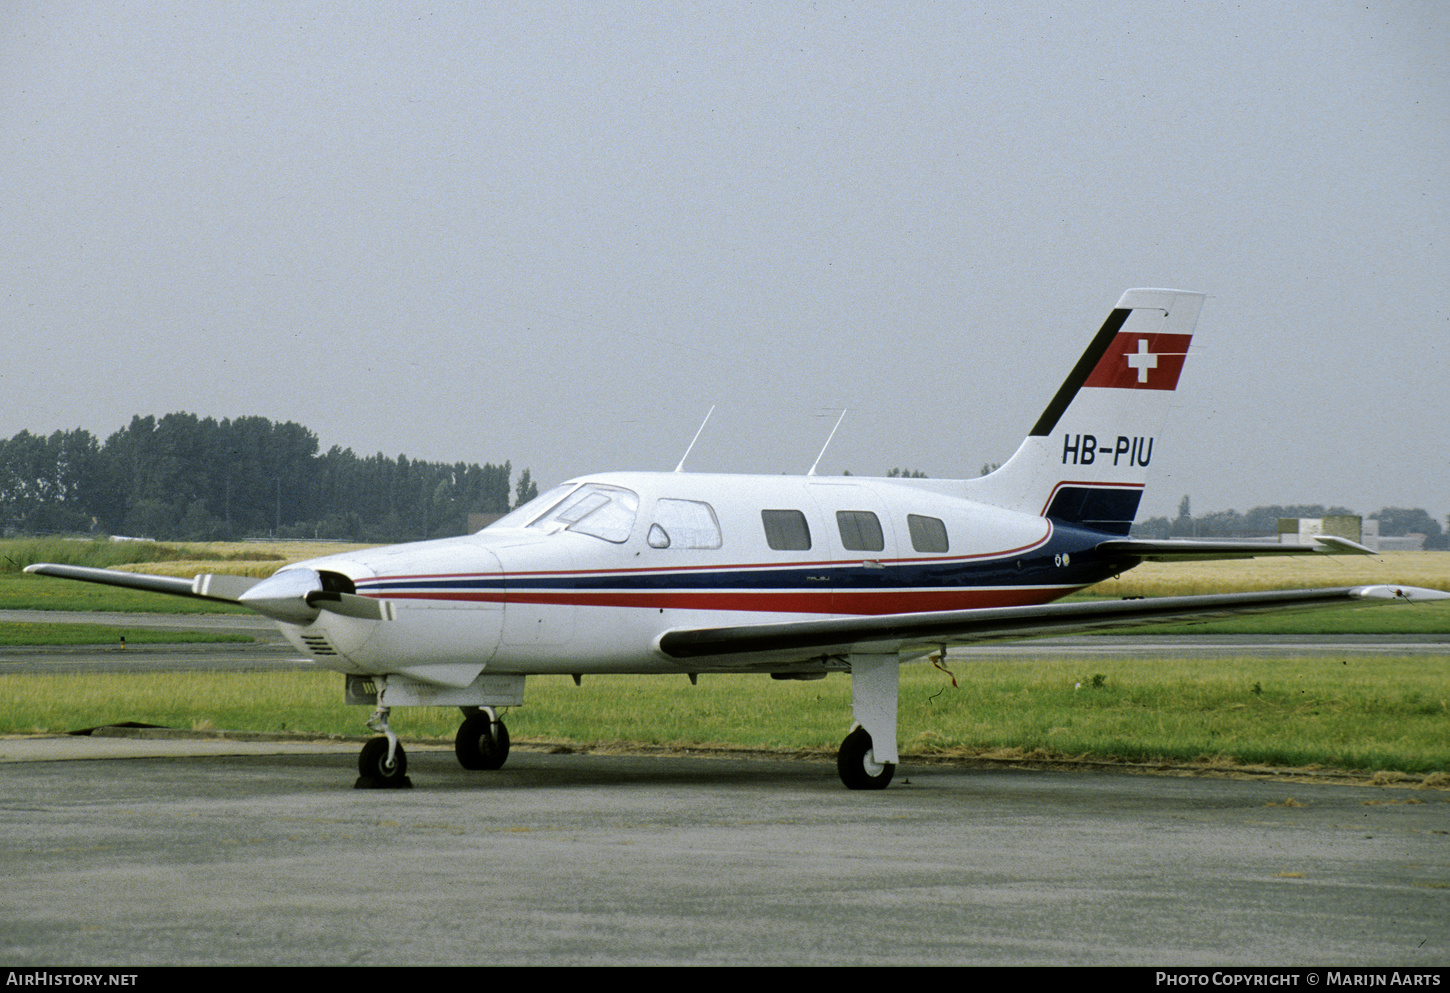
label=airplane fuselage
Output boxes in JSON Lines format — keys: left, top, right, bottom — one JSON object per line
{"left": 277, "top": 471, "right": 1131, "bottom": 683}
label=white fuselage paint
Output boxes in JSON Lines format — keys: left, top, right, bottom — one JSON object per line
{"left": 274, "top": 471, "right": 1086, "bottom": 687}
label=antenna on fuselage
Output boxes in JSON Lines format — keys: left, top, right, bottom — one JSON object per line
{"left": 807, "top": 409, "right": 847, "bottom": 477}
{"left": 674, "top": 405, "right": 716, "bottom": 472}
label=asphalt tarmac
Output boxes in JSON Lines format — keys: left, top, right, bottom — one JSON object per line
{"left": 1, "top": 730, "right": 1447, "bottom": 967}
{"left": 0, "top": 609, "right": 300, "bottom": 674}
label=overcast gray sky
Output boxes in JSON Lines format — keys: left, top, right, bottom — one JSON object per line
{"left": 2, "top": 1, "right": 1445, "bottom": 522}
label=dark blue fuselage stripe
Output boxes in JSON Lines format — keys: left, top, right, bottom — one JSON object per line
{"left": 355, "top": 526, "right": 1125, "bottom": 597}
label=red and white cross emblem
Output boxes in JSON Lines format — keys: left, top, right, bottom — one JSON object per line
{"left": 1126, "top": 339, "right": 1158, "bottom": 383}
{"left": 1082, "top": 332, "right": 1191, "bottom": 391}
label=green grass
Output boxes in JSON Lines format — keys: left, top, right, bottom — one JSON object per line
{"left": 1083, "top": 550, "right": 1450, "bottom": 597}
{"left": 4, "top": 657, "right": 1447, "bottom": 773}
{"left": 0, "top": 536, "right": 284, "bottom": 573}
{"left": 0, "top": 622, "right": 251, "bottom": 646}
{"left": 905, "top": 656, "right": 1450, "bottom": 773}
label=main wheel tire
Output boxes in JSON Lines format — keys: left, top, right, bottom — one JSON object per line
{"left": 455, "top": 713, "right": 510, "bottom": 771}
{"left": 359, "top": 736, "right": 408, "bottom": 784}
{"left": 836, "top": 726, "right": 895, "bottom": 790}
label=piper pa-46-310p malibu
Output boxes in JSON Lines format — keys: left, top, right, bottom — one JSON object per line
{"left": 27, "top": 288, "right": 1447, "bottom": 789}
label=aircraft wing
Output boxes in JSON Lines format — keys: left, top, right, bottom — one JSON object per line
{"left": 21, "top": 563, "right": 384, "bottom": 621}
{"left": 22, "top": 563, "right": 262, "bottom": 603}
{"left": 1095, "top": 535, "right": 1374, "bottom": 562}
{"left": 656, "top": 585, "right": 1447, "bottom": 668}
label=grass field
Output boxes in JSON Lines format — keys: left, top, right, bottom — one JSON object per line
{"left": 3, "top": 657, "right": 1446, "bottom": 774}
{"left": 1081, "top": 550, "right": 1450, "bottom": 597}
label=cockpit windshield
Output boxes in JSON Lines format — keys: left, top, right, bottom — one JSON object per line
{"left": 485, "top": 484, "right": 577, "bottom": 531}
{"left": 483, "top": 482, "right": 639, "bottom": 543}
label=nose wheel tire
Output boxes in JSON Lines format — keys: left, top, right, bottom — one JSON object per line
{"left": 356, "top": 736, "right": 412, "bottom": 789}
{"left": 455, "top": 713, "right": 511, "bottom": 771}
{"left": 837, "top": 726, "right": 895, "bottom": 790}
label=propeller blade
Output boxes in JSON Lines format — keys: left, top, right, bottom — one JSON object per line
{"left": 306, "top": 589, "right": 386, "bottom": 621}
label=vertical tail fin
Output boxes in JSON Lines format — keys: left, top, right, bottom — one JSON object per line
{"left": 967, "top": 288, "right": 1205, "bottom": 534}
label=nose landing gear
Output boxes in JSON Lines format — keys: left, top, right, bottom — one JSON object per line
{"left": 356, "top": 696, "right": 412, "bottom": 789}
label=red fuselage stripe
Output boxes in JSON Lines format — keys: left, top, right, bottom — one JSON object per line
{"left": 376, "top": 586, "right": 1076, "bottom": 615}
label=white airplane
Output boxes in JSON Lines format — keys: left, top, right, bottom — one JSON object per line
{"left": 27, "top": 288, "right": 1446, "bottom": 789}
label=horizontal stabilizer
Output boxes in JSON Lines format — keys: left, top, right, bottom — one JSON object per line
{"left": 657, "top": 585, "right": 1448, "bottom": 666}
{"left": 1096, "top": 535, "right": 1375, "bottom": 562}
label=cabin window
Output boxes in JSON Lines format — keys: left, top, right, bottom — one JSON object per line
{"left": 648, "top": 499, "right": 723, "bottom": 549}
{"left": 907, "top": 514, "right": 949, "bottom": 553}
{"left": 761, "top": 509, "right": 811, "bottom": 551}
{"left": 836, "top": 510, "right": 884, "bottom": 552}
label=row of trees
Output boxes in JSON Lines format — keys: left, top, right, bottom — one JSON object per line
{"left": 1133, "top": 497, "right": 1448, "bottom": 549}
{"left": 0, "top": 414, "right": 539, "bottom": 542}
{"left": 5, "top": 423, "right": 1443, "bottom": 547}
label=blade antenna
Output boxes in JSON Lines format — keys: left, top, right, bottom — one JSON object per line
{"left": 807, "top": 409, "right": 847, "bottom": 477}
{"left": 674, "top": 405, "right": 715, "bottom": 472}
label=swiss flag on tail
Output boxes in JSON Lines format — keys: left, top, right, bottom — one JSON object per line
{"left": 1083, "top": 333, "right": 1191, "bottom": 391}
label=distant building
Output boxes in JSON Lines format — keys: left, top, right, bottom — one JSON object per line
{"left": 1362, "top": 518, "right": 1427, "bottom": 551}
{"left": 1278, "top": 515, "right": 1362, "bottom": 546}
{"left": 1381, "top": 535, "right": 1429, "bottom": 551}
{"left": 1277, "top": 515, "right": 1424, "bottom": 552}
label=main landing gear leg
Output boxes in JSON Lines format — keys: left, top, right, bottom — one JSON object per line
{"left": 356, "top": 677, "right": 412, "bottom": 789}
{"left": 455, "top": 706, "right": 511, "bottom": 771}
{"left": 837, "top": 654, "right": 899, "bottom": 790}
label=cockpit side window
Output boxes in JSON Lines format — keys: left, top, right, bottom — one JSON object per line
{"left": 648, "top": 499, "right": 722, "bottom": 549}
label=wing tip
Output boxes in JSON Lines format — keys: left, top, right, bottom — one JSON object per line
{"left": 1312, "top": 535, "right": 1376, "bottom": 555}
{"left": 1349, "top": 584, "right": 1450, "bottom": 602}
